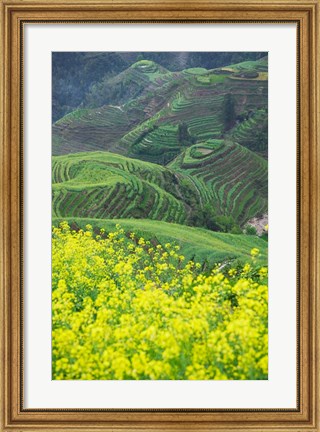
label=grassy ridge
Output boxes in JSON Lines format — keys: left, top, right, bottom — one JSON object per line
{"left": 52, "top": 217, "right": 267, "bottom": 267}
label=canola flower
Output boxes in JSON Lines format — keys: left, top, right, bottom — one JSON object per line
{"left": 52, "top": 222, "right": 268, "bottom": 380}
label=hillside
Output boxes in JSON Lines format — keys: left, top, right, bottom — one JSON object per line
{"left": 229, "top": 108, "right": 268, "bottom": 158}
{"left": 52, "top": 148, "right": 267, "bottom": 228}
{"left": 52, "top": 57, "right": 268, "bottom": 162}
{"left": 52, "top": 52, "right": 266, "bottom": 121}
{"left": 84, "top": 60, "right": 170, "bottom": 108}
{"left": 52, "top": 151, "right": 200, "bottom": 225}
{"left": 52, "top": 217, "right": 268, "bottom": 267}
{"left": 168, "top": 139, "right": 268, "bottom": 225}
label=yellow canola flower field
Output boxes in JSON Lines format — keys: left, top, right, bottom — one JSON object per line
{"left": 52, "top": 222, "right": 268, "bottom": 380}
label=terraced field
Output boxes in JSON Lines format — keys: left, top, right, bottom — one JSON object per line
{"left": 53, "top": 58, "right": 268, "bottom": 163}
{"left": 84, "top": 60, "right": 171, "bottom": 106}
{"left": 128, "top": 125, "right": 181, "bottom": 164}
{"left": 53, "top": 61, "right": 183, "bottom": 156}
{"left": 52, "top": 217, "right": 268, "bottom": 267}
{"left": 53, "top": 139, "right": 267, "bottom": 230}
{"left": 169, "top": 140, "right": 268, "bottom": 225}
{"left": 53, "top": 105, "right": 141, "bottom": 155}
{"left": 218, "top": 56, "right": 268, "bottom": 74}
{"left": 230, "top": 108, "right": 268, "bottom": 157}
{"left": 52, "top": 151, "right": 204, "bottom": 224}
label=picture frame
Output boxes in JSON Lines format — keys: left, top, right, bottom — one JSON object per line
{"left": 0, "top": 0, "right": 319, "bottom": 431}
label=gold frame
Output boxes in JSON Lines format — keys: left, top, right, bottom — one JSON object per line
{"left": 1, "top": 1, "right": 319, "bottom": 430}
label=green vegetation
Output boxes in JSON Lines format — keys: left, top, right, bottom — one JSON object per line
{"left": 231, "top": 108, "right": 268, "bottom": 157}
{"left": 245, "top": 225, "right": 258, "bottom": 236}
{"left": 218, "top": 56, "right": 268, "bottom": 75}
{"left": 53, "top": 58, "right": 268, "bottom": 162}
{"left": 52, "top": 52, "right": 266, "bottom": 121}
{"left": 52, "top": 143, "right": 267, "bottom": 231}
{"left": 52, "top": 151, "right": 198, "bottom": 225}
{"left": 169, "top": 141, "right": 268, "bottom": 225}
{"left": 222, "top": 93, "right": 236, "bottom": 132}
{"left": 178, "top": 122, "right": 194, "bottom": 146}
{"left": 183, "top": 67, "right": 208, "bottom": 75}
{"left": 52, "top": 56, "right": 268, "bottom": 240}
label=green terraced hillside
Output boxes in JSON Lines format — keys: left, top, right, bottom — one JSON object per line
{"left": 84, "top": 60, "right": 171, "bottom": 108}
{"left": 230, "top": 108, "right": 268, "bottom": 157}
{"left": 168, "top": 139, "right": 268, "bottom": 225}
{"left": 53, "top": 57, "right": 268, "bottom": 163}
{"left": 52, "top": 52, "right": 267, "bottom": 121}
{"left": 217, "top": 56, "right": 268, "bottom": 77}
{"left": 115, "top": 67, "right": 267, "bottom": 164}
{"left": 52, "top": 217, "right": 268, "bottom": 268}
{"left": 52, "top": 151, "right": 203, "bottom": 225}
{"left": 53, "top": 146, "right": 267, "bottom": 228}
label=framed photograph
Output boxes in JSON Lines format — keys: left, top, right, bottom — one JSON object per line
{"left": 1, "top": 0, "right": 319, "bottom": 431}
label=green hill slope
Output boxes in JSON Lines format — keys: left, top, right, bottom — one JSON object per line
{"left": 84, "top": 60, "right": 170, "bottom": 108}
{"left": 52, "top": 52, "right": 266, "bottom": 121}
{"left": 230, "top": 108, "right": 268, "bottom": 158}
{"left": 53, "top": 57, "right": 268, "bottom": 161}
{"left": 168, "top": 139, "right": 268, "bottom": 225}
{"left": 53, "top": 146, "right": 267, "bottom": 228}
{"left": 52, "top": 217, "right": 267, "bottom": 267}
{"left": 52, "top": 151, "right": 203, "bottom": 224}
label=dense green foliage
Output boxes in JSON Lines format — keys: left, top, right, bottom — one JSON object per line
{"left": 222, "top": 93, "right": 236, "bottom": 132}
{"left": 231, "top": 108, "right": 268, "bottom": 157}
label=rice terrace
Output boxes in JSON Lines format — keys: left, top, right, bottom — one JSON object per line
{"left": 52, "top": 52, "right": 268, "bottom": 380}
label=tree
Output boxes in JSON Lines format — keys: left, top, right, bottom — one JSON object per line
{"left": 222, "top": 93, "right": 236, "bottom": 132}
{"left": 254, "top": 123, "right": 268, "bottom": 152}
{"left": 178, "top": 122, "right": 195, "bottom": 146}
{"left": 178, "top": 122, "right": 193, "bottom": 146}
{"left": 244, "top": 225, "right": 257, "bottom": 236}
{"left": 190, "top": 204, "right": 241, "bottom": 234}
